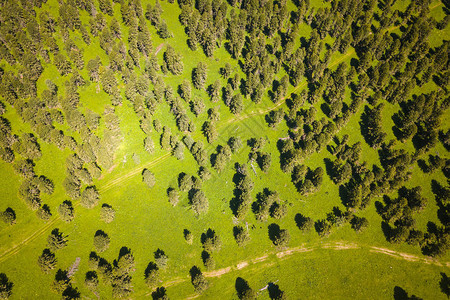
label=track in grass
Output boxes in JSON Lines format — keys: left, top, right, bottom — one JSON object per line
{"left": 141, "top": 239, "right": 449, "bottom": 297}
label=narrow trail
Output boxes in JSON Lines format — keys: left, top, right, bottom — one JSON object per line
{"left": 0, "top": 152, "right": 171, "bottom": 262}
{"left": 141, "top": 240, "right": 448, "bottom": 297}
{"left": 430, "top": 2, "right": 442, "bottom": 9}
{"left": 155, "top": 43, "right": 165, "bottom": 55}
{"left": 0, "top": 215, "right": 60, "bottom": 264}
{"left": 100, "top": 152, "right": 171, "bottom": 193}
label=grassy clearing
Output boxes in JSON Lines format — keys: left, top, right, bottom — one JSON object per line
{"left": 0, "top": 0, "right": 449, "bottom": 299}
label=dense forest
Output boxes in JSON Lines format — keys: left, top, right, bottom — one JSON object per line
{"left": 0, "top": 0, "right": 449, "bottom": 299}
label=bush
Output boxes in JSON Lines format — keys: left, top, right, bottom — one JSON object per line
{"left": 58, "top": 201, "right": 74, "bottom": 223}
{"left": 84, "top": 271, "right": 98, "bottom": 291}
{"left": 351, "top": 216, "right": 369, "bottom": 233}
{"left": 93, "top": 230, "right": 110, "bottom": 253}
{"left": 190, "top": 189, "right": 209, "bottom": 215}
{"left": 1, "top": 208, "right": 15, "bottom": 225}
{"left": 167, "top": 188, "right": 179, "bottom": 206}
{"left": 36, "top": 204, "right": 52, "bottom": 221}
{"left": 233, "top": 226, "right": 250, "bottom": 247}
{"left": 38, "top": 249, "right": 57, "bottom": 274}
{"left": 100, "top": 204, "right": 115, "bottom": 223}
{"left": 154, "top": 249, "right": 168, "bottom": 269}
{"left": 81, "top": 186, "right": 99, "bottom": 209}
{"left": 142, "top": 169, "right": 156, "bottom": 188}
{"left": 184, "top": 229, "right": 193, "bottom": 244}
{"left": 47, "top": 229, "right": 68, "bottom": 251}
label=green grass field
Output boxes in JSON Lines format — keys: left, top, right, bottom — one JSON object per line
{"left": 0, "top": 0, "right": 449, "bottom": 299}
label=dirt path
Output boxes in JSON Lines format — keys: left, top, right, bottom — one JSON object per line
{"left": 236, "top": 261, "right": 249, "bottom": 269}
{"left": 204, "top": 266, "right": 232, "bottom": 277}
{"left": 369, "top": 246, "right": 443, "bottom": 266}
{"left": 155, "top": 43, "right": 165, "bottom": 55}
{"left": 430, "top": 2, "right": 442, "bottom": 9}
{"left": 137, "top": 240, "right": 448, "bottom": 298}
{"left": 98, "top": 163, "right": 118, "bottom": 180}
{"left": 252, "top": 254, "right": 268, "bottom": 263}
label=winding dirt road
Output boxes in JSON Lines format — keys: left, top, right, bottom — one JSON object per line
{"left": 141, "top": 240, "right": 449, "bottom": 297}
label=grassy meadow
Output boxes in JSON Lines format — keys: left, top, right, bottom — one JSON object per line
{"left": 0, "top": 0, "right": 449, "bottom": 299}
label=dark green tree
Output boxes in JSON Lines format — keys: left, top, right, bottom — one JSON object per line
{"left": 100, "top": 204, "right": 115, "bottom": 223}
{"left": 233, "top": 226, "right": 250, "bottom": 247}
{"left": 38, "top": 249, "right": 57, "bottom": 274}
{"left": 47, "top": 228, "right": 68, "bottom": 251}
{"left": 163, "top": 45, "right": 184, "bottom": 75}
{"left": 157, "top": 20, "right": 172, "bottom": 39}
{"left": 190, "top": 189, "right": 209, "bottom": 215}
{"left": 193, "top": 62, "right": 208, "bottom": 90}
{"left": 230, "top": 94, "right": 244, "bottom": 114}
{"left": 81, "top": 186, "right": 100, "bottom": 209}
{"left": 202, "top": 121, "right": 217, "bottom": 143}
{"left": 142, "top": 169, "right": 156, "bottom": 188}
{"left": 93, "top": 230, "right": 110, "bottom": 253}
{"left": 179, "top": 80, "right": 192, "bottom": 101}
{"left": 58, "top": 201, "right": 74, "bottom": 223}
{"left": 0, "top": 273, "right": 13, "bottom": 299}
{"left": 1, "top": 208, "right": 15, "bottom": 225}
{"left": 167, "top": 188, "right": 179, "bottom": 206}
{"left": 190, "top": 266, "right": 209, "bottom": 293}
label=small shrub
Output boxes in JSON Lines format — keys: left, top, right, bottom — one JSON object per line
{"left": 100, "top": 204, "right": 115, "bottom": 223}
{"left": 93, "top": 230, "right": 110, "bottom": 253}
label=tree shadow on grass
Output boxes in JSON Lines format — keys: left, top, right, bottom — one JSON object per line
{"left": 268, "top": 223, "right": 281, "bottom": 244}
{"left": 268, "top": 282, "right": 285, "bottom": 299}
{"left": 393, "top": 286, "right": 422, "bottom": 300}
{"left": 235, "top": 277, "right": 252, "bottom": 299}
{"left": 440, "top": 272, "right": 450, "bottom": 297}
